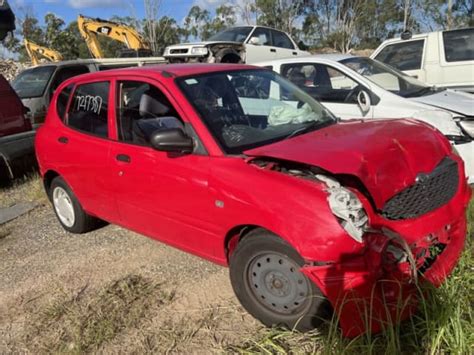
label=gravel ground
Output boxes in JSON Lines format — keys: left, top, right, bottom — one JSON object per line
{"left": 0, "top": 184, "right": 261, "bottom": 353}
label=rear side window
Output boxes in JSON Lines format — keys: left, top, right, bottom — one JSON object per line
{"left": 271, "top": 30, "right": 294, "bottom": 49}
{"left": 56, "top": 84, "right": 74, "bottom": 121}
{"left": 374, "top": 39, "right": 424, "bottom": 71}
{"left": 443, "top": 28, "right": 474, "bottom": 62}
{"left": 66, "top": 82, "right": 110, "bottom": 138}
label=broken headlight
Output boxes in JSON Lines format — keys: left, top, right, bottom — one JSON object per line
{"left": 316, "top": 175, "right": 369, "bottom": 243}
{"left": 191, "top": 47, "right": 208, "bottom": 55}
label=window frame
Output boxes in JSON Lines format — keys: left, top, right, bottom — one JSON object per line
{"left": 374, "top": 38, "right": 426, "bottom": 71}
{"left": 62, "top": 79, "right": 113, "bottom": 140}
{"left": 440, "top": 28, "right": 474, "bottom": 65}
{"left": 247, "top": 26, "right": 273, "bottom": 46}
{"left": 56, "top": 83, "right": 75, "bottom": 122}
{"left": 270, "top": 29, "right": 295, "bottom": 50}
{"left": 280, "top": 62, "right": 374, "bottom": 105}
{"left": 110, "top": 75, "right": 208, "bottom": 154}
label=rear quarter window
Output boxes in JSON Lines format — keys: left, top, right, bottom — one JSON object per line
{"left": 66, "top": 82, "right": 110, "bottom": 138}
{"left": 375, "top": 39, "right": 425, "bottom": 71}
{"left": 443, "top": 28, "right": 474, "bottom": 62}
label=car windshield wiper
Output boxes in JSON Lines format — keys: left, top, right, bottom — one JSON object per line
{"left": 405, "top": 86, "right": 443, "bottom": 98}
{"left": 285, "top": 120, "right": 327, "bottom": 140}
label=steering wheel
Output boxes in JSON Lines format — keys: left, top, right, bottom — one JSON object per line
{"left": 344, "top": 85, "right": 363, "bottom": 103}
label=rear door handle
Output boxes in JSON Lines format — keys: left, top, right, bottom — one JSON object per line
{"left": 116, "top": 154, "right": 131, "bottom": 163}
{"left": 292, "top": 51, "right": 298, "bottom": 55}
{"left": 58, "top": 136, "right": 68, "bottom": 144}
{"left": 270, "top": 48, "right": 276, "bottom": 53}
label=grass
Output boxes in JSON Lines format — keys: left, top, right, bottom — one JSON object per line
{"left": 230, "top": 198, "right": 474, "bottom": 354}
{"left": 0, "top": 173, "right": 46, "bottom": 208}
{"left": 25, "top": 274, "right": 174, "bottom": 353}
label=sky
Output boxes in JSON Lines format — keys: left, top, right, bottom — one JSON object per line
{"left": 9, "top": 0, "right": 228, "bottom": 25}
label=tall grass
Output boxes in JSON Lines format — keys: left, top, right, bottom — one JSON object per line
{"left": 231, "top": 199, "right": 474, "bottom": 354}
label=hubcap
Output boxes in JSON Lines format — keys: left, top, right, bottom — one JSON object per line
{"left": 53, "top": 187, "right": 75, "bottom": 227}
{"left": 248, "top": 252, "right": 311, "bottom": 315}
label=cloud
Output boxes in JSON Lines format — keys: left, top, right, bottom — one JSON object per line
{"left": 67, "top": 0, "right": 125, "bottom": 9}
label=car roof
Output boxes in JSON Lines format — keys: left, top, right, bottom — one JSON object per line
{"left": 27, "top": 56, "right": 167, "bottom": 68}
{"left": 68, "top": 63, "right": 259, "bottom": 81}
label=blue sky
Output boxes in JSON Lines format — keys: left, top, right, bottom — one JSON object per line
{"left": 9, "top": 0, "right": 226, "bottom": 25}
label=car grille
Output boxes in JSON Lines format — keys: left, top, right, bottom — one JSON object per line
{"left": 382, "top": 157, "right": 459, "bottom": 220}
{"left": 170, "top": 48, "right": 189, "bottom": 54}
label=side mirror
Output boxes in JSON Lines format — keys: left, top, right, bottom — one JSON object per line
{"left": 150, "top": 128, "right": 194, "bottom": 154}
{"left": 357, "top": 90, "right": 371, "bottom": 115}
{"left": 249, "top": 37, "right": 260, "bottom": 45}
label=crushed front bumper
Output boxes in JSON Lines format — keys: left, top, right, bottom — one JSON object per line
{"left": 301, "top": 181, "right": 471, "bottom": 337}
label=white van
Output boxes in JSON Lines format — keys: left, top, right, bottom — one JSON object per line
{"left": 371, "top": 28, "right": 474, "bottom": 93}
{"left": 12, "top": 57, "right": 166, "bottom": 126}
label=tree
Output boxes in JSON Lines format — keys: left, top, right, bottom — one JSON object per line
{"left": 182, "top": 6, "right": 211, "bottom": 41}
{"left": 255, "top": 0, "right": 309, "bottom": 36}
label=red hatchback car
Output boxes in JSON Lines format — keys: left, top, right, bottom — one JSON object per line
{"left": 36, "top": 64, "right": 471, "bottom": 337}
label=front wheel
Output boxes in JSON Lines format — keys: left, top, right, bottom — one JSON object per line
{"left": 229, "top": 230, "right": 331, "bottom": 331}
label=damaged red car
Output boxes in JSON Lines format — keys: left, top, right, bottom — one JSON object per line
{"left": 35, "top": 64, "right": 471, "bottom": 337}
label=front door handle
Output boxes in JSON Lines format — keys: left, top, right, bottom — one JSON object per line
{"left": 292, "top": 51, "right": 298, "bottom": 55}
{"left": 116, "top": 154, "right": 131, "bottom": 163}
{"left": 58, "top": 136, "right": 68, "bottom": 144}
{"left": 270, "top": 48, "right": 276, "bottom": 53}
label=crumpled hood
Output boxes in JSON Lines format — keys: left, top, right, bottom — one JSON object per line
{"left": 245, "top": 119, "right": 451, "bottom": 208}
{"left": 411, "top": 89, "right": 474, "bottom": 117}
{"left": 166, "top": 41, "right": 242, "bottom": 48}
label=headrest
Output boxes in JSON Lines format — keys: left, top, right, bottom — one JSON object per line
{"left": 139, "top": 93, "right": 170, "bottom": 117}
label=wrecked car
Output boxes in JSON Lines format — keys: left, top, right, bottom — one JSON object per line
{"left": 35, "top": 64, "right": 471, "bottom": 337}
{"left": 163, "top": 26, "right": 309, "bottom": 64}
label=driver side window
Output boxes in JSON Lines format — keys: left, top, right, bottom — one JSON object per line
{"left": 116, "top": 81, "right": 183, "bottom": 146}
{"left": 281, "top": 63, "right": 359, "bottom": 104}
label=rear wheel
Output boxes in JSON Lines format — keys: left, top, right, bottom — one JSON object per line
{"left": 49, "top": 176, "right": 99, "bottom": 233}
{"left": 229, "top": 230, "right": 331, "bottom": 331}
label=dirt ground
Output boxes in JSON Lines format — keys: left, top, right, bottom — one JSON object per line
{"left": 0, "top": 180, "right": 262, "bottom": 353}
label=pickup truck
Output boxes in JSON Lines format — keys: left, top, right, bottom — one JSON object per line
{"left": 0, "top": 74, "right": 35, "bottom": 182}
{"left": 371, "top": 28, "right": 474, "bottom": 93}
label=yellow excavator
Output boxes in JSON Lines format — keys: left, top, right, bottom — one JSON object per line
{"left": 24, "top": 39, "right": 63, "bottom": 66}
{"left": 77, "top": 15, "right": 152, "bottom": 58}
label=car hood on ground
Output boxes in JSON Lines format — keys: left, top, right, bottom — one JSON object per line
{"left": 244, "top": 119, "right": 450, "bottom": 208}
{"left": 411, "top": 89, "right": 474, "bottom": 117}
{"left": 166, "top": 41, "right": 243, "bottom": 48}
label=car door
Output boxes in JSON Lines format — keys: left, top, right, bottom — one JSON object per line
{"left": 53, "top": 79, "right": 118, "bottom": 222}
{"left": 245, "top": 27, "right": 276, "bottom": 63}
{"left": 270, "top": 29, "right": 300, "bottom": 59}
{"left": 109, "top": 77, "right": 217, "bottom": 255}
{"left": 280, "top": 63, "right": 374, "bottom": 119}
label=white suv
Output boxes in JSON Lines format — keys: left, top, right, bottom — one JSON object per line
{"left": 371, "top": 28, "right": 474, "bottom": 93}
{"left": 164, "top": 26, "right": 309, "bottom": 64}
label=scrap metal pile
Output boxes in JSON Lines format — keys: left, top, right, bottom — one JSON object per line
{"left": 0, "top": 59, "right": 22, "bottom": 80}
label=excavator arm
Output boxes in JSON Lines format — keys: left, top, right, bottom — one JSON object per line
{"left": 77, "top": 15, "right": 151, "bottom": 59}
{"left": 24, "top": 39, "right": 63, "bottom": 66}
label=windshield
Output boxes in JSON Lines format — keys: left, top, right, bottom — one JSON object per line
{"left": 208, "top": 27, "right": 253, "bottom": 43}
{"left": 12, "top": 65, "right": 56, "bottom": 99}
{"left": 177, "top": 69, "right": 336, "bottom": 154}
{"left": 340, "top": 57, "right": 439, "bottom": 98}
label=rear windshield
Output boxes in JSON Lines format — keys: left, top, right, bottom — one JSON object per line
{"left": 12, "top": 65, "right": 56, "bottom": 99}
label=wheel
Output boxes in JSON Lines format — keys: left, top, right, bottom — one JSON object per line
{"left": 49, "top": 176, "right": 99, "bottom": 233}
{"left": 215, "top": 48, "right": 242, "bottom": 63}
{"left": 229, "top": 230, "right": 332, "bottom": 331}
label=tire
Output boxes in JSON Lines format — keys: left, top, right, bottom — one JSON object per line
{"left": 229, "top": 230, "right": 332, "bottom": 331}
{"left": 214, "top": 48, "right": 242, "bottom": 63}
{"left": 49, "top": 176, "right": 99, "bottom": 234}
